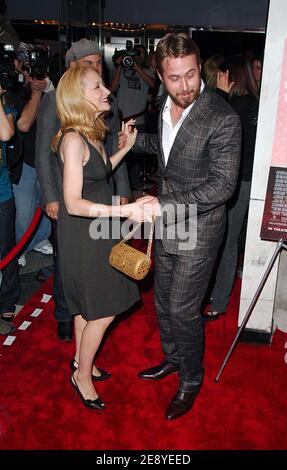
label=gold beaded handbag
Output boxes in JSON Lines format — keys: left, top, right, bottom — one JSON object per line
{"left": 109, "top": 220, "right": 155, "bottom": 280}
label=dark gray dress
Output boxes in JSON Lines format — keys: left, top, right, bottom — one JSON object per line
{"left": 56, "top": 130, "right": 139, "bottom": 320}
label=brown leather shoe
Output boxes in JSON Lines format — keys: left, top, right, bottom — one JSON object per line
{"left": 165, "top": 388, "right": 199, "bottom": 420}
{"left": 138, "top": 361, "right": 179, "bottom": 380}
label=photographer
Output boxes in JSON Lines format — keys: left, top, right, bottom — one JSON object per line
{"left": 0, "top": 80, "right": 19, "bottom": 331}
{"left": 12, "top": 43, "right": 53, "bottom": 268}
{"left": 110, "top": 44, "right": 155, "bottom": 189}
{"left": 110, "top": 44, "right": 155, "bottom": 125}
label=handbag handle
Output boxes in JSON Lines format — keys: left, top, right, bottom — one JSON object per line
{"left": 119, "top": 218, "right": 155, "bottom": 260}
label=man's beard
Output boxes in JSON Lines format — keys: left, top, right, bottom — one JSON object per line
{"left": 170, "top": 87, "right": 201, "bottom": 109}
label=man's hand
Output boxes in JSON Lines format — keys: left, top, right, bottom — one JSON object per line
{"left": 120, "top": 202, "right": 152, "bottom": 223}
{"left": 45, "top": 201, "right": 59, "bottom": 220}
{"left": 136, "top": 195, "right": 162, "bottom": 217}
{"left": 133, "top": 62, "right": 141, "bottom": 73}
{"left": 114, "top": 55, "right": 123, "bottom": 67}
{"left": 30, "top": 78, "right": 48, "bottom": 93}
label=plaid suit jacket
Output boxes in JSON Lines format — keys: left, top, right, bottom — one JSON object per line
{"left": 135, "top": 87, "right": 242, "bottom": 257}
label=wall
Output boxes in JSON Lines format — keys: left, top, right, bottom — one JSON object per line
{"left": 6, "top": 0, "right": 269, "bottom": 29}
{"left": 6, "top": 0, "right": 58, "bottom": 19}
{"left": 239, "top": 0, "right": 287, "bottom": 339}
{"left": 103, "top": 0, "right": 269, "bottom": 28}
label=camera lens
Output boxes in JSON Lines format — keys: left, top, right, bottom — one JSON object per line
{"left": 123, "top": 55, "right": 134, "bottom": 68}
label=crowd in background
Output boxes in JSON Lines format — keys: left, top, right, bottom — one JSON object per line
{"left": 0, "top": 34, "right": 262, "bottom": 337}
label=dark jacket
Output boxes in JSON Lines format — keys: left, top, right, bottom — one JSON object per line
{"left": 134, "top": 87, "right": 242, "bottom": 257}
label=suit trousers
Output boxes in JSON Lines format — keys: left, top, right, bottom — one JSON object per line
{"left": 154, "top": 239, "right": 217, "bottom": 389}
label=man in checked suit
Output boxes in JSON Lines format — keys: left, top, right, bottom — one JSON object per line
{"left": 127, "top": 33, "right": 242, "bottom": 420}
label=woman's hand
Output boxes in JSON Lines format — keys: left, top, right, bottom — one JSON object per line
{"left": 121, "top": 201, "right": 152, "bottom": 223}
{"left": 110, "top": 119, "right": 137, "bottom": 170}
{"left": 217, "top": 70, "right": 234, "bottom": 94}
{"left": 120, "top": 119, "right": 137, "bottom": 151}
{"left": 118, "top": 129, "right": 127, "bottom": 150}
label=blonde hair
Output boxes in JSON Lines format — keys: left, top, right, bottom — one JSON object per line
{"left": 52, "top": 66, "right": 108, "bottom": 152}
{"left": 204, "top": 55, "right": 225, "bottom": 89}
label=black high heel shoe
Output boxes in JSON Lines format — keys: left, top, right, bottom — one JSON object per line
{"left": 70, "top": 373, "right": 106, "bottom": 410}
{"left": 69, "top": 358, "right": 112, "bottom": 381}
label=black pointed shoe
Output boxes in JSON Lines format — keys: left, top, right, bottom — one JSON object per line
{"left": 202, "top": 310, "right": 225, "bottom": 321}
{"left": 138, "top": 361, "right": 179, "bottom": 380}
{"left": 165, "top": 388, "right": 199, "bottom": 420}
{"left": 70, "top": 374, "right": 105, "bottom": 410}
{"left": 70, "top": 358, "right": 112, "bottom": 382}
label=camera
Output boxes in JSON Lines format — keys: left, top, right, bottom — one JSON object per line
{"left": 0, "top": 44, "right": 24, "bottom": 91}
{"left": 20, "top": 47, "right": 50, "bottom": 80}
{"left": 0, "top": 43, "right": 15, "bottom": 60}
{"left": 30, "top": 48, "right": 50, "bottom": 80}
{"left": 112, "top": 40, "right": 141, "bottom": 69}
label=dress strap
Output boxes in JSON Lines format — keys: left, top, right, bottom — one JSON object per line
{"left": 58, "top": 128, "right": 90, "bottom": 151}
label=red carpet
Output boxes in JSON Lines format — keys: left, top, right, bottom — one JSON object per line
{"left": 1, "top": 272, "right": 287, "bottom": 450}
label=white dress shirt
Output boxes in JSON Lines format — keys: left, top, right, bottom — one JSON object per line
{"left": 162, "top": 80, "right": 205, "bottom": 166}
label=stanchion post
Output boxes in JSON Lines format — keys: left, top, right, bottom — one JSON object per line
{"left": 215, "top": 239, "right": 287, "bottom": 383}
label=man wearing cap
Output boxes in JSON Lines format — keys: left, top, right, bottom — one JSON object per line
{"left": 35, "top": 38, "right": 131, "bottom": 341}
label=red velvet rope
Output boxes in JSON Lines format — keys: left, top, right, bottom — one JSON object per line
{"left": 0, "top": 208, "right": 43, "bottom": 270}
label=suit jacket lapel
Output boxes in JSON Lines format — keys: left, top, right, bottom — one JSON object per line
{"left": 164, "top": 87, "right": 210, "bottom": 173}
{"left": 158, "top": 99, "right": 166, "bottom": 171}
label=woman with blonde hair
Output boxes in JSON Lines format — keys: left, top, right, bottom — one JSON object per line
{"left": 53, "top": 65, "right": 150, "bottom": 410}
{"left": 203, "top": 54, "right": 225, "bottom": 89}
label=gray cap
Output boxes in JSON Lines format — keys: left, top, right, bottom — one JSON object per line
{"left": 65, "top": 38, "right": 102, "bottom": 67}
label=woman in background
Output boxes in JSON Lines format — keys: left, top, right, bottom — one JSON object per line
{"left": 204, "top": 55, "right": 259, "bottom": 320}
